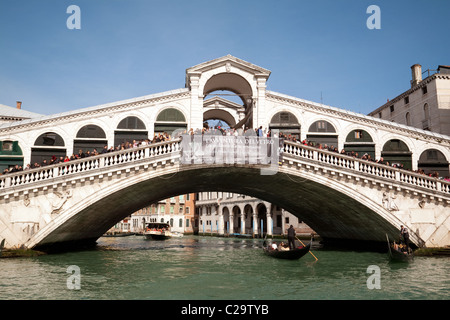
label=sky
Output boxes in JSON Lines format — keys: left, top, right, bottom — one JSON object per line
{"left": 0, "top": 0, "right": 449, "bottom": 116}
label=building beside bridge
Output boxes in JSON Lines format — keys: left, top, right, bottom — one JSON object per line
{"left": 368, "top": 64, "right": 450, "bottom": 177}
{"left": 369, "top": 64, "right": 450, "bottom": 136}
{"left": 196, "top": 191, "right": 314, "bottom": 237}
{"left": 108, "top": 193, "right": 197, "bottom": 235}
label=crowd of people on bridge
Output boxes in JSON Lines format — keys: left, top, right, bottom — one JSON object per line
{"left": 1, "top": 132, "right": 172, "bottom": 176}
{"left": 280, "top": 132, "right": 449, "bottom": 181}
{"left": 1, "top": 127, "right": 450, "bottom": 182}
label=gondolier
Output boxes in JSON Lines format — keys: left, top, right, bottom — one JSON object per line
{"left": 400, "top": 226, "right": 410, "bottom": 251}
{"left": 287, "top": 225, "right": 296, "bottom": 250}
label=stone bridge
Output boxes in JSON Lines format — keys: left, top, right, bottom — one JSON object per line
{"left": 0, "top": 137, "right": 449, "bottom": 250}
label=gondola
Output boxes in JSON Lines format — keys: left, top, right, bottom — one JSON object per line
{"left": 386, "top": 234, "right": 413, "bottom": 262}
{"left": 263, "top": 240, "right": 312, "bottom": 260}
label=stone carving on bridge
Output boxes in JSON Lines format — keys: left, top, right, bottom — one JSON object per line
{"left": 226, "top": 62, "right": 231, "bottom": 73}
{"left": 23, "top": 194, "right": 30, "bottom": 207}
{"left": 418, "top": 199, "right": 426, "bottom": 209}
{"left": 51, "top": 190, "right": 73, "bottom": 214}
{"left": 382, "top": 192, "right": 399, "bottom": 211}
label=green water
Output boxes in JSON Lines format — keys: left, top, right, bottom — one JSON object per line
{"left": 0, "top": 236, "right": 448, "bottom": 300}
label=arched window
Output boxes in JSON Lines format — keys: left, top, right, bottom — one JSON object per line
{"left": 269, "top": 111, "right": 300, "bottom": 139}
{"left": 114, "top": 116, "right": 148, "bottom": 146}
{"left": 307, "top": 120, "right": 338, "bottom": 147}
{"left": 381, "top": 139, "right": 412, "bottom": 170}
{"left": 76, "top": 125, "right": 106, "bottom": 138}
{"left": 34, "top": 132, "right": 65, "bottom": 147}
{"left": 155, "top": 108, "right": 187, "bottom": 135}
{"left": 31, "top": 132, "right": 66, "bottom": 165}
{"left": 422, "top": 103, "right": 430, "bottom": 130}
{"left": 418, "top": 149, "right": 449, "bottom": 177}
{"left": 405, "top": 112, "right": 411, "bottom": 126}
{"left": 74, "top": 125, "right": 107, "bottom": 153}
{"left": 344, "top": 130, "right": 375, "bottom": 158}
{"left": 118, "top": 116, "right": 146, "bottom": 130}
{"left": 156, "top": 108, "right": 186, "bottom": 122}
{"left": 424, "top": 103, "right": 430, "bottom": 120}
{"left": 308, "top": 120, "right": 336, "bottom": 133}
{"left": 0, "top": 141, "right": 23, "bottom": 172}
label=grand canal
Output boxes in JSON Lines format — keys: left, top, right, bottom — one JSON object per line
{"left": 0, "top": 235, "right": 448, "bottom": 300}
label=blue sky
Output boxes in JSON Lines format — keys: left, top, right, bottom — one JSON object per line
{"left": 0, "top": 0, "right": 449, "bottom": 116}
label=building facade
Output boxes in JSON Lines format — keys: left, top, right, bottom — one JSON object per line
{"left": 196, "top": 191, "right": 314, "bottom": 237}
{"left": 108, "top": 193, "right": 197, "bottom": 234}
{"left": 368, "top": 64, "right": 450, "bottom": 176}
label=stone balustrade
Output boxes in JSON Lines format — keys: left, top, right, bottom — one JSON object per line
{"left": 0, "top": 139, "right": 181, "bottom": 191}
{"left": 282, "top": 140, "right": 450, "bottom": 196}
{"left": 1, "top": 138, "right": 449, "bottom": 200}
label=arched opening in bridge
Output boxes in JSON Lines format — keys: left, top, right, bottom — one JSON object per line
{"left": 203, "top": 73, "right": 253, "bottom": 129}
{"left": 381, "top": 139, "right": 412, "bottom": 170}
{"left": 31, "top": 132, "right": 66, "bottom": 165}
{"left": 155, "top": 108, "right": 187, "bottom": 135}
{"left": 307, "top": 120, "right": 338, "bottom": 148}
{"left": 344, "top": 129, "right": 375, "bottom": 158}
{"left": 203, "top": 109, "right": 235, "bottom": 129}
{"left": 203, "top": 96, "right": 242, "bottom": 130}
{"left": 0, "top": 140, "right": 23, "bottom": 172}
{"left": 418, "top": 149, "right": 449, "bottom": 177}
{"left": 269, "top": 111, "right": 300, "bottom": 139}
{"left": 74, "top": 125, "right": 107, "bottom": 153}
{"left": 114, "top": 116, "right": 148, "bottom": 146}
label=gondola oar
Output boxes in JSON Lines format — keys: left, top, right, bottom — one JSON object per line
{"left": 296, "top": 236, "right": 318, "bottom": 261}
{"left": 386, "top": 234, "right": 392, "bottom": 256}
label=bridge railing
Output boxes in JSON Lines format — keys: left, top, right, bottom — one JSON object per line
{"left": 0, "top": 138, "right": 449, "bottom": 196}
{"left": 283, "top": 140, "right": 450, "bottom": 195}
{"left": 0, "top": 139, "right": 181, "bottom": 191}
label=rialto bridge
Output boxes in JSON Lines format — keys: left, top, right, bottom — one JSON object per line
{"left": 0, "top": 55, "right": 449, "bottom": 250}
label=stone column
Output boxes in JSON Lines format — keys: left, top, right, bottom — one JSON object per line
{"left": 281, "top": 209, "right": 287, "bottom": 235}
{"left": 188, "top": 72, "right": 203, "bottom": 130}
{"left": 255, "top": 75, "right": 268, "bottom": 128}
{"left": 218, "top": 206, "right": 224, "bottom": 235}
{"left": 252, "top": 212, "right": 258, "bottom": 236}
{"left": 240, "top": 211, "right": 245, "bottom": 234}
{"left": 229, "top": 213, "right": 234, "bottom": 235}
{"left": 266, "top": 212, "right": 273, "bottom": 236}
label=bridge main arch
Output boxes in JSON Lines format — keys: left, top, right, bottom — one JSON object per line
{"left": 25, "top": 161, "right": 413, "bottom": 251}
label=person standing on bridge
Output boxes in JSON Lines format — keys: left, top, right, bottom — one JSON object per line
{"left": 287, "top": 225, "right": 296, "bottom": 250}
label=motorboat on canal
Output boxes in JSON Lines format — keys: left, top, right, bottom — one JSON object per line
{"left": 144, "top": 222, "right": 183, "bottom": 240}
{"left": 263, "top": 239, "right": 312, "bottom": 260}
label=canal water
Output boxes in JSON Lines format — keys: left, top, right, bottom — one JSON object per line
{"left": 0, "top": 235, "right": 448, "bottom": 300}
